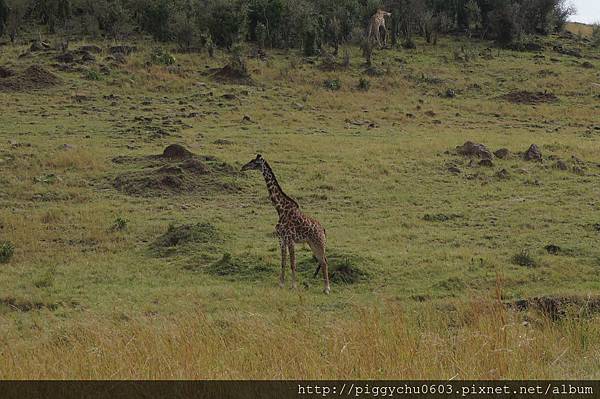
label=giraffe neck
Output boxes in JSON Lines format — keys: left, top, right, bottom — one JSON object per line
{"left": 260, "top": 160, "right": 299, "bottom": 216}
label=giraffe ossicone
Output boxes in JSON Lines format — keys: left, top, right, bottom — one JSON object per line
{"left": 241, "top": 154, "right": 331, "bottom": 294}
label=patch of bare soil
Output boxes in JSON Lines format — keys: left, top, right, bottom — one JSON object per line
{"left": 0, "top": 64, "right": 61, "bottom": 92}
{"left": 500, "top": 91, "right": 558, "bottom": 104}
{"left": 507, "top": 295, "right": 600, "bottom": 320}
{"left": 112, "top": 144, "right": 242, "bottom": 197}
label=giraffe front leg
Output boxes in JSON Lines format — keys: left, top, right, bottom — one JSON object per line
{"left": 288, "top": 243, "right": 297, "bottom": 289}
{"left": 279, "top": 241, "right": 287, "bottom": 288}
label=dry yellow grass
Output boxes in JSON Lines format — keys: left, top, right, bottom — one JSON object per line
{"left": 1, "top": 297, "right": 598, "bottom": 379}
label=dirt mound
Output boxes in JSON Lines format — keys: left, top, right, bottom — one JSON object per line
{"left": 0, "top": 65, "right": 61, "bottom": 92}
{"left": 151, "top": 223, "right": 220, "bottom": 256}
{"left": 508, "top": 295, "right": 600, "bottom": 320}
{"left": 162, "top": 144, "right": 194, "bottom": 159}
{"left": 523, "top": 144, "right": 542, "bottom": 161}
{"left": 501, "top": 91, "right": 558, "bottom": 104}
{"left": 297, "top": 250, "right": 371, "bottom": 285}
{"left": 205, "top": 253, "right": 272, "bottom": 280}
{"left": 112, "top": 145, "right": 242, "bottom": 197}
{"left": 0, "top": 66, "right": 15, "bottom": 78}
{"left": 212, "top": 64, "right": 253, "bottom": 85}
{"left": 456, "top": 141, "right": 493, "bottom": 159}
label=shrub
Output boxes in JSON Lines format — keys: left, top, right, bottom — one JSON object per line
{"left": 592, "top": 23, "right": 600, "bottom": 48}
{"left": 150, "top": 47, "right": 176, "bottom": 65}
{"left": 323, "top": 78, "right": 341, "bottom": 91}
{"left": 111, "top": 217, "right": 128, "bottom": 232}
{"left": 511, "top": 250, "right": 537, "bottom": 268}
{"left": 83, "top": 69, "right": 101, "bottom": 81}
{"left": 0, "top": 241, "right": 14, "bottom": 263}
{"left": 357, "top": 77, "right": 369, "bottom": 91}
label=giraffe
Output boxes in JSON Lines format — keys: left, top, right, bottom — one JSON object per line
{"left": 367, "top": 9, "right": 392, "bottom": 47}
{"left": 241, "top": 154, "right": 331, "bottom": 294}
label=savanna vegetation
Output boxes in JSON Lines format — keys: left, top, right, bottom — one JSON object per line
{"left": 0, "top": 0, "right": 599, "bottom": 380}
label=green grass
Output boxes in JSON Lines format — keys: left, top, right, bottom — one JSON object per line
{"left": 0, "top": 34, "right": 599, "bottom": 378}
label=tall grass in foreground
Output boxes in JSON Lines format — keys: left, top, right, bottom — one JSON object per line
{"left": 1, "top": 299, "right": 598, "bottom": 379}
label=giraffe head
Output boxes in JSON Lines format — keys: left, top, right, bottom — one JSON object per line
{"left": 241, "top": 154, "right": 264, "bottom": 171}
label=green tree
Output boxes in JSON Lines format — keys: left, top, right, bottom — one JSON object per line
{"left": 0, "top": 0, "right": 8, "bottom": 37}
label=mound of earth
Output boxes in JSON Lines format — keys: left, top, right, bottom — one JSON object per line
{"left": 0, "top": 66, "right": 15, "bottom": 78}
{"left": 211, "top": 64, "right": 253, "bottom": 85}
{"left": 112, "top": 144, "right": 242, "bottom": 197}
{"left": 507, "top": 295, "right": 600, "bottom": 320}
{"left": 0, "top": 65, "right": 61, "bottom": 92}
{"left": 297, "top": 250, "right": 371, "bottom": 285}
{"left": 456, "top": 141, "right": 493, "bottom": 159}
{"left": 501, "top": 91, "right": 558, "bottom": 104}
{"left": 205, "top": 253, "right": 272, "bottom": 280}
{"left": 151, "top": 222, "right": 220, "bottom": 256}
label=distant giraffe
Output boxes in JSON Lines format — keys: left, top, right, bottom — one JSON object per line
{"left": 367, "top": 9, "right": 391, "bottom": 47}
{"left": 241, "top": 155, "right": 331, "bottom": 294}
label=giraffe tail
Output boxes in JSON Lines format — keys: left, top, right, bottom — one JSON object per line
{"left": 313, "top": 263, "right": 321, "bottom": 278}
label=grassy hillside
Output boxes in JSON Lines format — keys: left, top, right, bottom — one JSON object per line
{"left": 0, "top": 33, "right": 599, "bottom": 379}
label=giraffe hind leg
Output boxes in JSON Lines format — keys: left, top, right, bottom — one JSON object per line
{"left": 279, "top": 241, "right": 287, "bottom": 288}
{"left": 309, "top": 240, "right": 331, "bottom": 294}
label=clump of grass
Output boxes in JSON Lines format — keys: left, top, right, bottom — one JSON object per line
{"left": 512, "top": 250, "right": 537, "bottom": 267}
{"left": 83, "top": 69, "right": 101, "bottom": 81}
{"left": 0, "top": 241, "right": 14, "bottom": 263}
{"left": 110, "top": 217, "right": 128, "bottom": 232}
{"left": 357, "top": 77, "right": 370, "bottom": 91}
{"left": 323, "top": 78, "right": 341, "bottom": 91}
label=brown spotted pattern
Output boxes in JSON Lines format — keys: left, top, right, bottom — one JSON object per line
{"left": 242, "top": 155, "right": 330, "bottom": 294}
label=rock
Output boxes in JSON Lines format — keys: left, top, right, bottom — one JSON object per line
{"left": 494, "top": 148, "right": 511, "bottom": 159}
{"left": 221, "top": 93, "right": 237, "bottom": 100}
{"left": 447, "top": 166, "right": 461, "bottom": 174}
{"left": 444, "top": 88, "right": 456, "bottom": 98}
{"left": 553, "top": 160, "right": 568, "bottom": 170}
{"left": 30, "top": 41, "right": 51, "bottom": 52}
{"left": 523, "top": 144, "right": 542, "bottom": 161}
{"left": 479, "top": 159, "right": 494, "bottom": 167}
{"left": 241, "top": 115, "right": 252, "bottom": 123}
{"left": 456, "top": 141, "right": 493, "bottom": 160}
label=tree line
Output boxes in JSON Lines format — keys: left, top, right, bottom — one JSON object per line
{"left": 0, "top": 0, "right": 575, "bottom": 52}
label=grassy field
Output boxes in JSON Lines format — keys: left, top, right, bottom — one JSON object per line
{"left": 0, "top": 32, "right": 599, "bottom": 379}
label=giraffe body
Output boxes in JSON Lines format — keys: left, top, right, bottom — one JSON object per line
{"left": 367, "top": 9, "right": 391, "bottom": 47}
{"left": 242, "top": 155, "right": 330, "bottom": 294}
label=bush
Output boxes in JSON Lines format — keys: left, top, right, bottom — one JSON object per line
{"left": 204, "top": 0, "right": 247, "bottom": 49}
{"left": 0, "top": 241, "right": 14, "bottom": 263}
{"left": 489, "top": 3, "right": 522, "bottom": 44}
{"left": 111, "top": 217, "right": 128, "bottom": 232}
{"left": 592, "top": 23, "right": 600, "bottom": 48}
{"left": 357, "top": 77, "right": 369, "bottom": 91}
{"left": 150, "top": 47, "right": 176, "bottom": 65}
{"left": 511, "top": 250, "right": 537, "bottom": 268}
{"left": 323, "top": 78, "right": 341, "bottom": 91}
{"left": 141, "top": 0, "right": 172, "bottom": 41}
{"left": 83, "top": 69, "right": 101, "bottom": 81}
